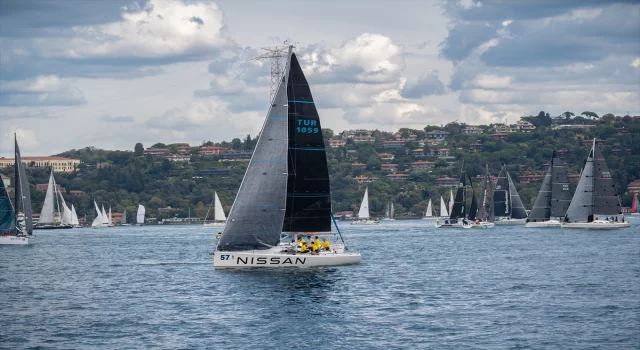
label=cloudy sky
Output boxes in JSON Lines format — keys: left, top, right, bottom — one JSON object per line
{"left": 1, "top": 0, "right": 638, "bottom": 156}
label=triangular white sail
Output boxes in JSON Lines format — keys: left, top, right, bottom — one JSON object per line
{"left": 390, "top": 203, "right": 395, "bottom": 219}
{"left": 57, "top": 189, "right": 72, "bottom": 225}
{"left": 71, "top": 205, "right": 80, "bottom": 226}
{"left": 92, "top": 201, "right": 103, "bottom": 227}
{"left": 101, "top": 205, "right": 108, "bottom": 224}
{"left": 425, "top": 199, "right": 433, "bottom": 218}
{"left": 108, "top": 207, "right": 113, "bottom": 225}
{"left": 440, "top": 196, "right": 449, "bottom": 217}
{"left": 121, "top": 209, "right": 127, "bottom": 224}
{"left": 357, "top": 187, "right": 371, "bottom": 219}
{"left": 39, "top": 172, "right": 56, "bottom": 224}
{"left": 136, "top": 204, "right": 145, "bottom": 224}
{"left": 449, "top": 190, "right": 454, "bottom": 214}
{"left": 214, "top": 192, "right": 226, "bottom": 221}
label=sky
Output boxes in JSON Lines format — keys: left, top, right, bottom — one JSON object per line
{"left": 0, "top": 0, "right": 638, "bottom": 156}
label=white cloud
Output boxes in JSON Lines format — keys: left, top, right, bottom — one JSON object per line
{"left": 473, "top": 74, "right": 512, "bottom": 89}
{"left": 42, "top": 0, "right": 232, "bottom": 60}
{"left": 1, "top": 127, "right": 40, "bottom": 152}
{"left": 0, "top": 75, "right": 86, "bottom": 106}
{"left": 631, "top": 57, "right": 640, "bottom": 68}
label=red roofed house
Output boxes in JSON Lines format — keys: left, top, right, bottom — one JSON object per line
{"left": 386, "top": 173, "right": 409, "bottom": 181}
{"left": 411, "top": 161, "right": 435, "bottom": 169}
{"left": 329, "top": 139, "right": 346, "bottom": 148}
{"left": 200, "top": 146, "right": 225, "bottom": 155}
{"left": 144, "top": 148, "right": 169, "bottom": 156}
{"left": 627, "top": 180, "right": 640, "bottom": 194}
{"left": 378, "top": 153, "right": 395, "bottom": 161}
{"left": 381, "top": 164, "right": 399, "bottom": 172}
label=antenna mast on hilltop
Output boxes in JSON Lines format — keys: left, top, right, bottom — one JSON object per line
{"left": 253, "top": 42, "right": 294, "bottom": 102}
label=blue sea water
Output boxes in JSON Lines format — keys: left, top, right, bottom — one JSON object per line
{"left": 1, "top": 221, "right": 639, "bottom": 349}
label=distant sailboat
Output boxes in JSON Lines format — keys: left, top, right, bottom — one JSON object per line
{"left": 0, "top": 134, "right": 32, "bottom": 245}
{"left": 526, "top": 151, "right": 572, "bottom": 228}
{"left": 121, "top": 209, "right": 130, "bottom": 226}
{"left": 390, "top": 203, "right": 396, "bottom": 221}
{"left": 422, "top": 199, "right": 434, "bottom": 220}
{"left": 204, "top": 192, "right": 227, "bottom": 227}
{"left": 465, "top": 164, "right": 495, "bottom": 229}
{"left": 136, "top": 205, "right": 145, "bottom": 225}
{"left": 70, "top": 204, "right": 80, "bottom": 228}
{"left": 562, "top": 139, "right": 630, "bottom": 229}
{"left": 91, "top": 201, "right": 106, "bottom": 228}
{"left": 107, "top": 207, "right": 114, "bottom": 227}
{"left": 493, "top": 165, "right": 528, "bottom": 225}
{"left": 34, "top": 171, "right": 72, "bottom": 230}
{"left": 351, "top": 187, "right": 379, "bottom": 225}
{"left": 449, "top": 189, "right": 454, "bottom": 215}
{"left": 381, "top": 203, "right": 391, "bottom": 221}
{"left": 629, "top": 192, "right": 639, "bottom": 217}
{"left": 437, "top": 163, "right": 472, "bottom": 228}
{"left": 101, "top": 205, "right": 109, "bottom": 227}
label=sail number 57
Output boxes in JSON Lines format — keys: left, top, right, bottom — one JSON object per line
{"left": 220, "top": 254, "right": 231, "bottom": 260}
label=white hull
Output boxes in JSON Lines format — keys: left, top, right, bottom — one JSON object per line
{"left": 0, "top": 236, "right": 29, "bottom": 245}
{"left": 350, "top": 219, "right": 379, "bottom": 225}
{"left": 525, "top": 220, "right": 562, "bottom": 228}
{"left": 213, "top": 246, "right": 360, "bottom": 268}
{"left": 463, "top": 222, "right": 495, "bottom": 229}
{"left": 562, "top": 220, "right": 631, "bottom": 230}
{"left": 204, "top": 222, "right": 226, "bottom": 227}
{"left": 494, "top": 218, "right": 527, "bottom": 226}
{"left": 436, "top": 222, "right": 465, "bottom": 228}
{"left": 422, "top": 217, "right": 435, "bottom": 221}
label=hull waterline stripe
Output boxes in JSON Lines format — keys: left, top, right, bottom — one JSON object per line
{"left": 288, "top": 100, "right": 315, "bottom": 104}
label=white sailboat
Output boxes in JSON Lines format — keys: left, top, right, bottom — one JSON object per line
{"left": 422, "top": 199, "right": 435, "bottom": 220}
{"left": 351, "top": 187, "right": 379, "bottom": 225}
{"left": 136, "top": 204, "right": 145, "bottom": 225}
{"left": 34, "top": 171, "right": 72, "bottom": 230}
{"left": 214, "top": 47, "right": 360, "bottom": 268}
{"left": 107, "top": 207, "right": 114, "bottom": 227}
{"left": 121, "top": 209, "right": 130, "bottom": 226}
{"left": 381, "top": 203, "right": 391, "bottom": 221}
{"left": 70, "top": 204, "right": 81, "bottom": 228}
{"left": 91, "top": 201, "right": 106, "bottom": 228}
{"left": 439, "top": 196, "right": 449, "bottom": 218}
{"left": 204, "top": 192, "right": 227, "bottom": 227}
{"left": 562, "top": 139, "right": 630, "bottom": 229}
{"left": 0, "top": 134, "right": 32, "bottom": 245}
{"left": 101, "top": 205, "right": 109, "bottom": 227}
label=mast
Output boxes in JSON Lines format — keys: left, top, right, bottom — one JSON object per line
{"left": 14, "top": 133, "right": 19, "bottom": 233}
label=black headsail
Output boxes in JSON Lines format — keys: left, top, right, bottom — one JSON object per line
{"left": 528, "top": 159, "right": 553, "bottom": 222}
{"left": 283, "top": 53, "right": 332, "bottom": 232}
{"left": 14, "top": 135, "right": 33, "bottom": 235}
{"left": 217, "top": 49, "right": 291, "bottom": 251}
{"left": 450, "top": 165, "right": 467, "bottom": 220}
{"left": 493, "top": 165, "right": 509, "bottom": 218}
{"left": 0, "top": 175, "right": 13, "bottom": 233}
{"left": 550, "top": 151, "right": 571, "bottom": 217}
{"left": 592, "top": 140, "right": 622, "bottom": 216}
{"left": 507, "top": 172, "right": 527, "bottom": 219}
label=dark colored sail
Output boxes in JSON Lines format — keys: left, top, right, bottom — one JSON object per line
{"left": 468, "top": 191, "right": 478, "bottom": 220}
{"left": 592, "top": 142, "right": 621, "bottom": 215}
{"left": 0, "top": 175, "right": 13, "bottom": 232}
{"left": 507, "top": 173, "right": 527, "bottom": 219}
{"left": 283, "top": 53, "right": 332, "bottom": 232}
{"left": 15, "top": 137, "right": 33, "bottom": 235}
{"left": 450, "top": 171, "right": 466, "bottom": 220}
{"left": 217, "top": 54, "right": 290, "bottom": 251}
{"left": 528, "top": 163, "right": 553, "bottom": 222}
{"left": 550, "top": 151, "right": 571, "bottom": 217}
{"left": 493, "top": 165, "right": 509, "bottom": 217}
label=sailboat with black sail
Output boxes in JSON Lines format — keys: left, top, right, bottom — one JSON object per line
{"left": 437, "top": 163, "right": 474, "bottom": 228}
{"left": 214, "top": 47, "right": 360, "bottom": 268}
{"left": 1, "top": 134, "right": 33, "bottom": 245}
{"left": 526, "top": 151, "right": 572, "bottom": 228}
{"left": 492, "top": 165, "right": 528, "bottom": 225}
{"left": 562, "top": 139, "right": 630, "bottom": 229}
{"left": 464, "top": 165, "right": 495, "bottom": 229}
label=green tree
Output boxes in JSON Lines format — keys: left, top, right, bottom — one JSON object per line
{"left": 134, "top": 143, "right": 144, "bottom": 156}
{"left": 563, "top": 111, "right": 574, "bottom": 120}
{"left": 581, "top": 111, "right": 599, "bottom": 120}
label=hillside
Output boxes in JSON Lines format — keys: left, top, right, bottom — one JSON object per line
{"left": 2, "top": 112, "right": 639, "bottom": 222}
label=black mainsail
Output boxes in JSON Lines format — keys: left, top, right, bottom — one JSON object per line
{"left": 449, "top": 169, "right": 467, "bottom": 220}
{"left": 218, "top": 49, "right": 333, "bottom": 251}
{"left": 492, "top": 165, "right": 527, "bottom": 220}
{"left": 14, "top": 135, "right": 33, "bottom": 235}
{"left": 283, "top": 53, "right": 332, "bottom": 232}
{"left": 565, "top": 139, "right": 622, "bottom": 223}
{"left": 493, "top": 165, "right": 509, "bottom": 218}
{"left": 529, "top": 151, "right": 571, "bottom": 222}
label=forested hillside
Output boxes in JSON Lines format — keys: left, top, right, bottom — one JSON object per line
{"left": 2, "top": 112, "right": 638, "bottom": 221}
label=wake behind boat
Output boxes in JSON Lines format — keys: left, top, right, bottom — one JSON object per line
{"left": 562, "top": 139, "right": 630, "bottom": 230}
{"left": 213, "top": 47, "right": 360, "bottom": 268}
